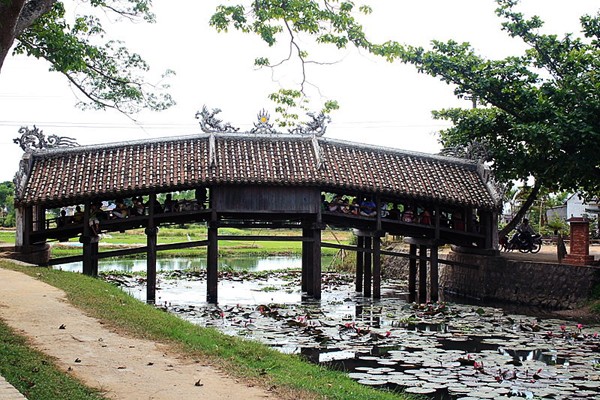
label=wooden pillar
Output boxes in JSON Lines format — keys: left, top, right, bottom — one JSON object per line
{"left": 23, "top": 206, "right": 33, "bottom": 247}
{"left": 430, "top": 245, "right": 439, "bottom": 302}
{"left": 146, "top": 194, "right": 157, "bottom": 304}
{"left": 418, "top": 245, "right": 427, "bottom": 304}
{"left": 373, "top": 234, "right": 381, "bottom": 299}
{"left": 364, "top": 236, "right": 372, "bottom": 297}
{"left": 82, "top": 199, "right": 93, "bottom": 276}
{"left": 311, "top": 226, "right": 322, "bottom": 300}
{"left": 301, "top": 227, "right": 310, "bottom": 293}
{"left": 408, "top": 244, "right": 417, "bottom": 303}
{"left": 207, "top": 218, "right": 218, "bottom": 303}
{"left": 355, "top": 235, "right": 364, "bottom": 292}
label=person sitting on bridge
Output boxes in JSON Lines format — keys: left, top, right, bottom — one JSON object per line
{"left": 328, "top": 194, "right": 343, "bottom": 212}
{"left": 419, "top": 209, "right": 432, "bottom": 225}
{"left": 402, "top": 208, "right": 414, "bottom": 223}
{"left": 388, "top": 203, "right": 401, "bottom": 220}
{"left": 451, "top": 211, "right": 465, "bottom": 231}
{"left": 360, "top": 197, "right": 377, "bottom": 217}
{"left": 164, "top": 194, "right": 177, "bottom": 212}
{"left": 89, "top": 203, "right": 101, "bottom": 236}
{"left": 349, "top": 197, "right": 360, "bottom": 215}
{"left": 111, "top": 198, "right": 129, "bottom": 219}
{"left": 130, "top": 197, "right": 145, "bottom": 216}
{"left": 72, "top": 205, "right": 84, "bottom": 224}
{"left": 195, "top": 188, "right": 207, "bottom": 209}
{"left": 57, "top": 209, "right": 68, "bottom": 228}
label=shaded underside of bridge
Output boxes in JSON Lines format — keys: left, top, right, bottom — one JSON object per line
{"left": 13, "top": 133, "right": 502, "bottom": 303}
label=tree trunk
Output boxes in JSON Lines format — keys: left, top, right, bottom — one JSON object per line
{"left": 498, "top": 181, "right": 541, "bottom": 238}
{"left": 0, "top": 0, "right": 27, "bottom": 72}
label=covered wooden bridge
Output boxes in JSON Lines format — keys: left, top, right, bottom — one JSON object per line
{"left": 12, "top": 115, "right": 502, "bottom": 304}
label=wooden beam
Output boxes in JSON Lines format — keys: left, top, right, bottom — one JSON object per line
{"left": 217, "top": 235, "right": 312, "bottom": 242}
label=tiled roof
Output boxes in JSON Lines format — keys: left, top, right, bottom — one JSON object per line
{"left": 15, "top": 133, "right": 500, "bottom": 209}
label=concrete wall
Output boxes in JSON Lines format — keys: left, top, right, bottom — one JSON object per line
{"left": 441, "top": 251, "right": 600, "bottom": 309}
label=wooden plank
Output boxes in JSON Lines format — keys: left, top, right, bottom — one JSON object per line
{"left": 213, "top": 186, "right": 320, "bottom": 213}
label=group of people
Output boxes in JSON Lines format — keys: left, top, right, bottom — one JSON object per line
{"left": 323, "top": 194, "right": 378, "bottom": 217}
{"left": 55, "top": 189, "right": 209, "bottom": 236}
{"left": 322, "top": 193, "right": 469, "bottom": 230}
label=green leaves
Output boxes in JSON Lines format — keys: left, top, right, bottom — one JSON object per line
{"left": 12, "top": 1, "right": 174, "bottom": 114}
{"left": 210, "top": 1, "right": 373, "bottom": 125}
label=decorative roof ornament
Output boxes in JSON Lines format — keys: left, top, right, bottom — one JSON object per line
{"left": 440, "top": 140, "right": 490, "bottom": 162}
{"left": 250, "top": 109, "right": 277, "bottom": 134}
{"left": 13, "top": 126, "right": 79, "bottom": 152}
{"left": 196, "top": 105, "right": 239, "bottom": 133}
{"left": 288, "top": 112, "right": 330, "bottom": 137}
{"left": 196, "top": 105, "right": 330, "bottom": 136}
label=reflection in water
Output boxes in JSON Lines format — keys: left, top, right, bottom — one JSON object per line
{"left": 54, "top": 255, "right": 333, "bottom": 273}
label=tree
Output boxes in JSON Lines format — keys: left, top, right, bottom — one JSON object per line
{"left": 214, "top": 0, "right": 600, "bottom": 237}
{"left": 375, "top": 0, "right": 600, "bottom": 236}
{"left": 0, "top": 181, "right": 16, "bottom": 227}
{"left": 0, "top": 0, "right": 174, "bottom": 114}
{"left": 210, "top": 0, "right": 373, "bottom": 124}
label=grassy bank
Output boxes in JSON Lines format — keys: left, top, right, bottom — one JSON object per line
{"left": 0, "top": 319, "right": 104, "bottom": 400}
{"left": 0, "top": 228, "right": 351, "bottom": 260}
{"left": 0, "top": 260, "right": 412, "bottom": 400}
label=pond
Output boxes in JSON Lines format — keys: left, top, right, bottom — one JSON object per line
{"left": 64, "top": 257, "right": 600, "bottom": 400}
{"left": 54, "top": 255, "right": 334, "bottom": 273}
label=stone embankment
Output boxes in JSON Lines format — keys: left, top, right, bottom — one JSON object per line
{"left": 383, "top": 244, "right": 600, "bottom": 310}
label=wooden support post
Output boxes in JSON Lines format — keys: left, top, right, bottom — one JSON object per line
{"left": 207, "top": 218, "right": 219, "bottom": 303}
{"left": 146, "top": 193, "right": 157, "bottom": 304}
{"left": 373, "top": 235, "right": 381, "bottom": 299}
{"left": 418, "top": 245, "right": 427, "bottom": 304}
{"left": 364, "top": 236, "right": 372, "bottom": 297}
{"left": 430, "top": 245, "right": 439, "bottom": 302}
{"left": 82, "top": 199, "right": 93, "bottom": 276}
{"left": 356, "top": 235, "right": 364, "bottom": 293}
{"left": 23, "top": 206, "right": 33, "bottom": 247}
{"left": 408, "top": 244, "right": 417, "bottom": 303}
{"left": 91, "top": 241, "right": 98, "bottom": 277}
{"left": 311, "top": 226, "right": 322, "bottom": 300}
{"left": 301, "top": 227, "right": 310, "bottom": 293}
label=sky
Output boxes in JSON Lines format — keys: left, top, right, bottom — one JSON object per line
{"left": 0, "top": 0, "right": 598, "bottom": 183}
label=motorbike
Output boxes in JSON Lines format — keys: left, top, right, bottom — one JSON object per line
{"left": 500, "top": 230, "right": 542, "bottom": 253}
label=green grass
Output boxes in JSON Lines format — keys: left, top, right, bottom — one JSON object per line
{"left": 0, "top": 260, "right": 413, "bottom": 400}
{"left": 0, "top": 319, "right": 104, "bottom": 400}
{"left": 0, "top": 228, "right": 348, "bottom": 259}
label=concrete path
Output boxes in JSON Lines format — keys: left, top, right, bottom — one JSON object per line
{"left": 0, "top": 376, "right": 26, "bottom": 400}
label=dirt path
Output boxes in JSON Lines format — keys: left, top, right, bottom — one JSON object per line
{"left": 0, "top": 266, "right": 278, "bottom": 400}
